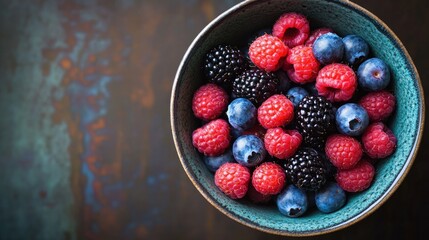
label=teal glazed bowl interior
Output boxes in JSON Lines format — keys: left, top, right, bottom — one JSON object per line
{"left": 171, "top": 0, "right": 424, "bottom": 236}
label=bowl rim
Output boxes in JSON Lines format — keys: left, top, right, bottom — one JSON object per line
{"left": 170, "top": 0, "right": 425, "bottom": 236}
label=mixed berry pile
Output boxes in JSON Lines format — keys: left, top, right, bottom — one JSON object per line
{"left": 191, "top": 12, "right": 397, "bottom": 217}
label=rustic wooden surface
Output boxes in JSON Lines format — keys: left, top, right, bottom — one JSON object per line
{"left": 0, "top": 0, "right": 427, "bottom": 239}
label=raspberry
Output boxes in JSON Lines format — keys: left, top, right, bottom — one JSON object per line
{"left": 246, "top": 184, "right": 272, "bottom": 204}
{"left": 215, "top": 163, "right": 251, "bottom": 199}
{"left": 283, "top": 45, "right": 320, "bottom": 84}
{"left": 336, "top": 160, "right": 375, "bottom": 192}
{"left": 257, "top": 94, "right": 294, "bottom": 129}
{"left": 305, "top": 28, "right": 333, "bottom": 46}
{"left": 252, "top": 162, "right": 286, "bottom": 195}
{"left": 272, "top": 12, "right": 310, "bottom": 48}
{"left": 192, "top": 119, "right": 231, "bottom": 156}
{"left": 316, "top": 63, "right": 357, "bottom": 102}
{"left": 359, "top": 91, "right": 396, "bottom": 121}
{"left": 362, "top": 122, "right": 397, "bottom": 159}
{"left": 325, "top": 134, "right": 363, "bottom": 170}
{"left": 249, "top": 34, "right": 288, "bottom": 72}
{"left": 264, "top": 128, "right": 302, "bottom": 159}
{"left": 192, "top": 84, "right": 229, "bottom": 121}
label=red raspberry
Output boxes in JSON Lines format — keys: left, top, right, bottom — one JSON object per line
{"left": 192, "top": 119, "right": 231, "bottom": 156}
{"left": 249, "top": 34, "right": 288, "bottom": 72}
{"left": 272, "top": 12, "right": 310, "bottom": 48}
{"left": 325, "top": 134, "right": 363, "bottom": 170}
{"left": 305, "top": 28, "right": 333, "bottom": 46}
{"left": 257, "top": 94, "right": 294, "bottom": 129}
{"left": 283, "top": 45, "right": 320, "bottom": 84}
{"left": 336, "top": 159, "right": 375, "bottom": 192}
{"left": 264, "top": 128, "right": 302, "bottom": 159}
{"left": 359, "top": 91, "right": 396, "bottom": 121}
{"left": 252, "top": 162, "right": 286, "bottom": 195}
{"left": 215, "top": 163, "right": 250, "bottom": 199}
{"left": 362, "top": 122, "right": 397, "bottom": 159}
{"left": 316, "top": 63, "right": 357, "bottom": 102}
{"left": 192, "top": 84, "right": 229, "bottom": 121}
{"left": 246, "top": 184, "right": 272, "bottom": 204}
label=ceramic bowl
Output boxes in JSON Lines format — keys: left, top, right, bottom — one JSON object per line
{"left": 170, "top": 0, "right": 424, "bottom": 236}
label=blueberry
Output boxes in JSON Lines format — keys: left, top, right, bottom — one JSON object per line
{"left": 336, "top": 103, "right": 369, "bottom": 136}
{"left": 315, "top": 182, "right": 346, "bottom": 213}
{"left": 342, "top": 35, "right": 370, "bottom": 68}
{"left": 312, "top": 33, "right": 344, "bottom": 65}
{"left": 276, "top": 185, "right": 308, "bottom": 217}
{"left": 232, "top": 135, "right": 266, "bottom": 167}
{"left": 204, "top": 149, "right": 235, "bottom": 172}
{"left": 275, "top": 70, "right": 292, "bottom": 93}
{"left": 357, "top": 58, "right": 390, "bottom": 91}
{"left": 286, "top": 87, "right": 309, "bottom": 107}
{"left": 227, "top": 98, "right": 257, "bottom": 131}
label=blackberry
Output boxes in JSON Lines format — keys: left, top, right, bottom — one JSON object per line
{"left": 204, "top": 45, "right": 245, "bottom": 85}
{"left": 232, "top": 68, "right": 279, "bottom": 105}
{"left": 283, "top": 148, "right": 327, "bottom": 191}
{"left": 296, "top": 96, "right": 335, "bottom": 150}
{"left": 300, "top": 133, "right": 325, "bottom": 151}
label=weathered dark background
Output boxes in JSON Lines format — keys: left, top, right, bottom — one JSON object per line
{"left": 0, "top": 0, "right": 427, "bottom": 239}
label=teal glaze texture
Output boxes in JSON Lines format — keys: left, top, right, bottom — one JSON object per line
{"left": 171, "top": 0, "right": 424, "bottom": 236}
